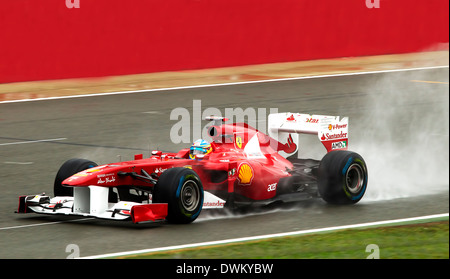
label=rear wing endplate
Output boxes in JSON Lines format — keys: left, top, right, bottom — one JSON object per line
{"left": 268, "top": 112, "right": 349, "bottom": 157}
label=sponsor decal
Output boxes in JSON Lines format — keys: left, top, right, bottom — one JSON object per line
{"left": 97, "top": 173, "right": 114, "bottom": 178}
{"left": 306, "top": 117, "right": 319, "bottom": 123}
{"left": 237, "top": 163, "right": 254, "bottom": 185}
{"left": 332, "top": 141, "right": 347, "bottom": 150}
{"left": 203, "top": 200, "right": 226, "bottom": 207}
{"left": 153, "top": 167, "right": 167, "bottom": 174}
{"left": 321, "top": 131, "right": 348, "bottom": 141}
{"left": 267, "top": 182, "right": 277, "bottom": 192}
{"left": 97, "top": 173, "right": 116, "bottom": 184}
{"left": 328, "top": 123, "right": 348, "bottom": 130}
{"left": 97, "top": 177, "right": 116, "bottom": 184}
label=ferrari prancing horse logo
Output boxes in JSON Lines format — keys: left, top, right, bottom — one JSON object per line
{"left": 235, "top": 136, "right": 243, "bottom": 149}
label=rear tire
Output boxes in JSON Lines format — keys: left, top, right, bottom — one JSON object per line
{"left": 54, "top": 158, "right": 98, "bottom": 196}
{"left": 153, "top": 167, "right": 204, "bottom": 224}
{"left": 318, "top": 151, "right": 368, "bottom": 204}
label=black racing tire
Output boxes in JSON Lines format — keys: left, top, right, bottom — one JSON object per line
{"left": 318, "top": 151, "right": 368, "bottom": 204}
{"left": 54, "top": 158, "right": 98, "bottom": 197}
{"left": 153, "top": 167, "right": 204, "bottom": 224}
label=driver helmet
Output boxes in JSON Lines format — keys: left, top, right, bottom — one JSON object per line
{"left": 189, "top": 139, "right": 212, "bottom": 159}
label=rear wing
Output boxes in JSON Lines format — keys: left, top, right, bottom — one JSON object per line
{"left": 268, "top": 113, "right": 349, "bottom": 158}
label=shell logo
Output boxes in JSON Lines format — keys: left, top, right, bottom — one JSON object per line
{"left": 238, "top": 163, "right": 253, "bottom": 185}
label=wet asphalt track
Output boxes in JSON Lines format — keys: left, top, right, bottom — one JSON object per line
{"left": 0, "top": 67, "right": 448, "bottom": 258}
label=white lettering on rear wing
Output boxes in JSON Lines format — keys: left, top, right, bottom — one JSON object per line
{"left": 268, "top": 112, "right": 349, "bottom": 158}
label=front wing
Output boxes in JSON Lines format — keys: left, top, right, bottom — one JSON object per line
{"left": 17, "top": 186, "right": 226, "bottom": 223}
{"left": 17, "top": 186, "right": 168, "bottom": 223}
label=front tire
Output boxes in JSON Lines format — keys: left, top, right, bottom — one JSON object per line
{"left": 54, "top": 158, "right": 98, "bottom": 196}
{"left": 153, "top": 167, "right": 204, "bottom": 224}
{"left": 318, "top": 151, "right": 368, "bottom": 204}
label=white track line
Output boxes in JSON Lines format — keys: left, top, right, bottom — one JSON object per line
{"left": 0, "top": 138, "right": 67, "bottom": 146}
{"left": 79, "top": 213, "right": 449, "bottom": 259}
{"left": 0, "top": 65, "right": 448, "bottom": 104}
{"left": 0, "top": 218, "right": 94, "bottom": 231}
{"left": 3, "top": 161, "right": 34, "bottom": 165}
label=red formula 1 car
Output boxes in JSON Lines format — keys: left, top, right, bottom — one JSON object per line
{"left": 17, "top": 112, "right": 368, "bottom": 224}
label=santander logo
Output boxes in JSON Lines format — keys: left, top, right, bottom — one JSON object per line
{"left": 321, "top": 131, "right": 348, "bottom": 141}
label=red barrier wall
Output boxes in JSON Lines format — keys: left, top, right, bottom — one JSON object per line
{"left": 0, "top": 0, "right": 448, "bottom": 83}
